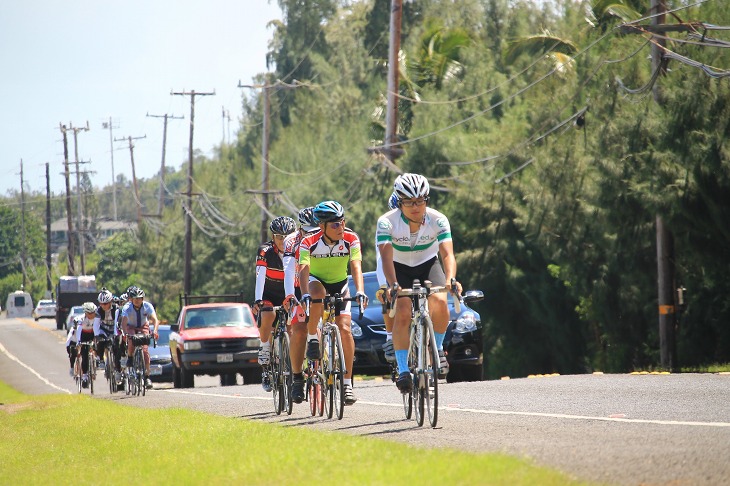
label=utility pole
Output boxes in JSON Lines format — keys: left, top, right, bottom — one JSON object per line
{"left": 650, "top": 0, "right": 677, "bottom": 371}
{"left": 385, "top": 0, "right": 404, "bottom": 164}
{"left": 221, "top": 106, "right": 231, "bottom": 145}
{"left": 171, "top": 89, "right": 215, "bottom": 295}
{"left": 69, "top": 122, "right": 90, "bottom": 275}
{"left": 147, "top": 112, "right": 183, "bottom": 216}
{"left": 102, "top": 117, "right": 119, "bottom": 220}
{"left": 115, "top": 135, "right": 147, "bottom": 225}
{"left": 59, "top": 123, "right": 75, "bottom": 275}
{"left": 19, "top": 160, "right": 27, "bottom": 290}
{"left": 45, "top": 162, "right": 52, "bottom": 293}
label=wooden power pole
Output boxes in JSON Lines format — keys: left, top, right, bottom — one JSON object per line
{"left": 171, "top": 89, "right": 215, "bottom": 295}
{"left": 59, "top": 124, "right": 76, "bottom": 275}
{"left": 385, "top": 0, "right": 404, "bottom": 164}
{"left": 45, "top": 162, "right": 52, "bottom": 293}
{"left": 114, "top": 135, "right": 147, "bottom": 225}
{"left": 147, "top": 112, "right": 183, "bottom": 216}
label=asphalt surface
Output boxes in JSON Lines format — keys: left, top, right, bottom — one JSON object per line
{"left": 2, "top": 314, "right": 729, "bottom": 485}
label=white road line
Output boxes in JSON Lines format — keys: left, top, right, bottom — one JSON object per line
{"left": 0, "top": 341, "right": 71, "bottom": 394}
{"left": 160, "top": 389, "right": 730, "bottom": 428}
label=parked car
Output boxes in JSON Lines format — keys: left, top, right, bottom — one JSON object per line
{"left": 65, "top": 305, "right": 85, "bottom": 330}
{"left": 169, "top": 297, "right": 261, "bottom": 388}
{"left": 148, "top": 325, "right": 173, "bottom": 382}
{"left": 348, "top": 271, "right": 485, "bottom": 382}
{"left": 33, "top": 299, "right": 57, "bottom": 321}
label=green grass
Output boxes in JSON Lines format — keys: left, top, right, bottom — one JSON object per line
{"left": 680, "top": 363, "right": 730, "bottom": 373}
{"left": 0, "top": 382, "right": 588, "bottom": 485}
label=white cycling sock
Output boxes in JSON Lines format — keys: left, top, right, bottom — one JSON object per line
{"left": 344, "top": 379, "right": 352, "bottom": 386}
{"left": 260, "top": 342, "right": 270, "bottom": 350}
{"left": 307, "top": 333, "right": 318, "bottom": 341}
{"left": 386, "top": 332, "right": 393, "bottom": 341}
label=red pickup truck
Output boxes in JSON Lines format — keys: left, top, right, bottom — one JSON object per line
{"left": 169, "top": 294, "right": 261, "bottom": 388}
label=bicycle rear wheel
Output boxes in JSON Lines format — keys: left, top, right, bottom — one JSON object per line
{"left": 280, "top": 333, "right": 293, "bottom": 416}
{"left": 424, "top": 317, "right": 439, "bottom": 428}
{"left": 332, "top": 327, "right": 345, "bottom": 420}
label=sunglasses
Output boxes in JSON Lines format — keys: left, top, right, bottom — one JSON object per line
{"left": 400, "top": 198, "right": 428, "bottom": 208}
{"left": 328, "top": 220, "right": 345, "bottom": 229}
{"left": 273, "top": 234, "right": 286, "bottom": 240}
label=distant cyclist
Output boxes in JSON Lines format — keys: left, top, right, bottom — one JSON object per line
{"left": 377, "top": 192, "right": 399, "bottom": 363}
{"left": 120, "top": 286, "right": 159, "bottom": 390}
{"left": 253, "top": 216, "right": 297, "bottom": 392}
{"left": 376, "top": 173, "right": 462, "bottom": 393}
{"left": 282, "top": 206, "right": 319, "bottom": 403}
{"left": 74, "top": 302, "right": 99, "bottom": 388}
{"left": 299, "top": 200, "right": 368, "bottom": 405}
{"left": 65, "top": 318, "right": 79, "bottom": 377}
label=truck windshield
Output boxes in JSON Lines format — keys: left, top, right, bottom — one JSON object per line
{"left": 184, "top": 306, "right": 253, "bottom": 329}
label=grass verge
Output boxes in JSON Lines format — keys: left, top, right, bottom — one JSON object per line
{"left": 0, "top": 381, "right": 588, "bottom": 485}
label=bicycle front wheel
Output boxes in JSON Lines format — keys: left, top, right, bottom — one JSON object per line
{"left": 411, "top": 324, "right": 425, "bottom": 426}
{"left": 134, "top": 350, "right": 144, "bottom": 396}
{"left": 307, "top": 360, "right": 318, "bottom": 417}
{"left": 75, "top": 356, "right": 82, "bottom": 394}
{"left": 424, "top": 316, "right": 439, "bottom": 428}
{"left": 332, "top": 327, "right": 345, "bottom": 420}
{"left": 105, "top": 348, "right": 116, "bottom": 394}
{"left": 89, "top": 354, "right": 96, "bottom": 395}
{"left": 280, "top": 332, "right": 293, "bottom": 416}
{"left": 322, "top": 332, "right": 333, "bottom": 419}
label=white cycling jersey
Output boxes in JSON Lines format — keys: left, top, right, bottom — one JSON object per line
{"left": 375, "top": 207, "right": 452, "bottom": 267}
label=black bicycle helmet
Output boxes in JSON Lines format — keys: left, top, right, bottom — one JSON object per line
{"left": 313, "top": 200, "right": 345, "bottom": 223}
{"left": 269, "top": 216, "right": 296, "bottom": 235}
{"left": 298, "top": 206, "right": 318, "bottom": 232}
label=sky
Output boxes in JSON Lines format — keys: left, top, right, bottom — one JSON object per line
{"left": 0, "top": 0, "right": 281, "bottom": 197}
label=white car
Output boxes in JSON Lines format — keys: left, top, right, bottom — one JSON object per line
{"left": 33, "top": 300, "right": 57, "bottom": 321}
{"left": 65, "top": 305, "right": 85, "bottom": 329}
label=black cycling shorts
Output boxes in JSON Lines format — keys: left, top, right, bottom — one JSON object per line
{"left": 394, "top": 256, "right": 446, "bottom": 288}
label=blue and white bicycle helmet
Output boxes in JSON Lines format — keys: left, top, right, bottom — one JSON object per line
{"left": 388, "top": 192, "right": 399, "bottom": 210}
{"left": 298, "top": 206, "right": 318, "bottom": 232}
{"left": 393, "top": 173, "right": 430, "bottom": 201}
{"left": 269, "top": 216, "right": 296, "bottom": 235}
{"left": 97, "top": 288, "right": 113, "bottom": 304}
{"left": 313, "top": 201, "right": 345, "bottom": 223}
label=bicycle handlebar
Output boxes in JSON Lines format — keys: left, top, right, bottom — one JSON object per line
{"left": 303, "top": 294, "right": 363, "bottom": 323}
{"left": 388, "top": 279, "right": 462, "bottom": 318}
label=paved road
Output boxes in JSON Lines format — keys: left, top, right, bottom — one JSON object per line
{"left": 2, "top": 314, "right": 729, "bottom": 485}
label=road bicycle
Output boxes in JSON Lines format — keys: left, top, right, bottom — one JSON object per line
{"left": 124, "top": 334, "right": 152, "bottom": 397}
{"left": 73, "top": 341, "right": 96, "bottom": 394}
{"left": 304, "top": 294, "right": 361, "bottom": 420}
{"left": 97, "top": 336, "right": 118, "bottom": 394}
{"left": 390, "top": 279, "right": 461, "bottom": 428}
{"left": 258, "top": 305, "right": 293, "bottom": 416}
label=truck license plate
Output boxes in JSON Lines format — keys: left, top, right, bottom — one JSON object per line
{"left": 217, "top": 353, "right": 233, "bottom": 363}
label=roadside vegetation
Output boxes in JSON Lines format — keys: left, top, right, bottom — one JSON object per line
{"left": 2, "top": 0, "right": 729, "bottom": 379}
{"left": 0, "top": 382, "right": 586, "bottom": 485}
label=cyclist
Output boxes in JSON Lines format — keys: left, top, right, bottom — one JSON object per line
{"left": 299, "top": 200, "right": 368, "bottom": 405}
{"left": 65, "top": 318, "right": 79, "bottom": 377}
{"left": 377, "top": 192, "right": 399, "bottom": 363}
{"left": 120, "top": 286, "right": 159, "bottom": 390}
{"left": 376, "top": 173, "right": 463, "bottom": 393}
{"left": 93, "top": 288, "right": 118, "bottom": 371}
{"left": 253, "top": 216, "right": 297, "bottom": 392}
{"left": 282, "top": 206, "right": 319, "bottom": 403}
{"left": 73, "top": 302, "right": 99, "bottom": 388}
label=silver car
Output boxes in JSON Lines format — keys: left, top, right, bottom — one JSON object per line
{"left": 65, "top": 305, "right": 85, "bottom": 329}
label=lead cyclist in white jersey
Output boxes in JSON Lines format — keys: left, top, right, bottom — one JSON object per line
{"left": 375, "top": 173, "right": 462, "bottom": 393}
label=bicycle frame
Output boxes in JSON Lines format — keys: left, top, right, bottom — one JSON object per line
{"left": 259, "top": 306, "right": 293, "bottom": 416}
{"left": 74, "top": 341, "right": 95, "bottom": 395}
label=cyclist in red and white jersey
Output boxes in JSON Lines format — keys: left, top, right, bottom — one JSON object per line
{"left": 254, "top": 216, "right": 297, "bottom": 392}
{"left": 282, "top": 206, "right": 319, "bottom": 404}
{"left": 376, "top": 173, "right": 462, "bottom": 393}
{"left": 299, "top": 201, "right": 368, "bottom": 405}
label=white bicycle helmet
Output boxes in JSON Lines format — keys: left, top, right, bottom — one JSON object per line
{"left": 97, "top": 288, "right": 113, "bottom": 304}
{"left": 82, "top": 302, "right": 98, "bottom": 314}
{"left": 393, "top": 173, "right": 430, "bottom": 200}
